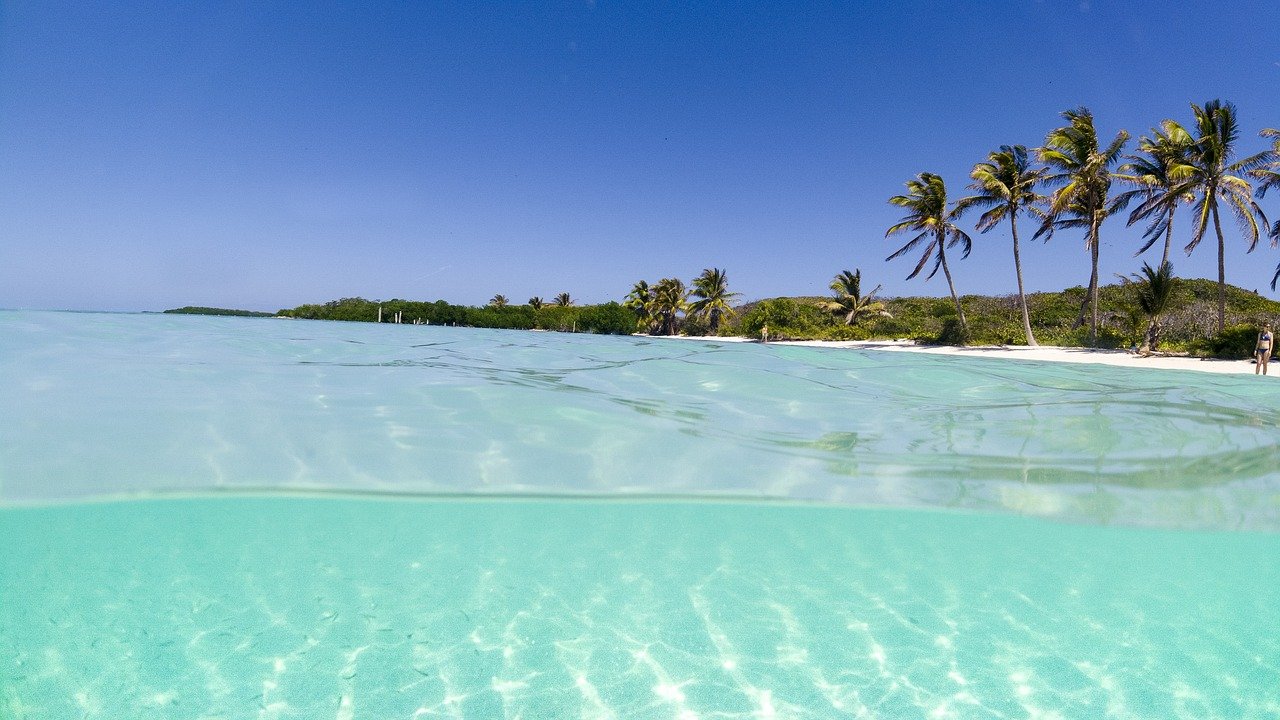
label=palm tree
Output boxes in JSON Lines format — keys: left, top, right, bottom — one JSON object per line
{"left": 1115, "top": 122, "right": 1195, "bottom": 267}
{"left": 624, "top": 280, "right": 656, "bottom": 333}
{"left": 651, "top": 277, "right": 688, "bottom": 336}
{"left": 1134, "top": 260, "right": 1175, "bottom": 352}
{"left": 885, "top": 172, "right": 972, "bottom": 336}
{"left": 818, "top": 269, "right": 890, "bottom": 325}
{"left": 1250, "top": 128, "right": 1280, "bottom": 286}
{"left": 688, "top": 268, "right": 741, "bottom": 333}
{"left": 489, "top": 294, "right": 509, "bottom": 309}
{"left": 528, "top": 296, "right": 544, "bottom": 310}
{"left": 1176, "top": 100, "right": 1271, "bottom": 332}
{"left": 1036, "top": 107, "right": 1129, "bottom": 345}
{"left": 959, "top": 145, "right": 1047, "bottom": 346}
{"left": 1255, "top": 128, "right": 1280, "bottom": 200}
{"left": 554, "top": 293, "right": 573, "bottom": 307}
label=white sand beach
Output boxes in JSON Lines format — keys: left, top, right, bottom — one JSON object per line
{"left": 663, "top": 335, "right": 1268, "bottom": 376}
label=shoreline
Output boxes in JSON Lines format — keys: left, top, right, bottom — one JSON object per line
{"left": 658, "top": 334, "right": 1269, "bottom": 376}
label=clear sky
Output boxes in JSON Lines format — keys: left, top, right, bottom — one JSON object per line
{"left": 2, "top": 1, "right": 1278, "bottom": 312}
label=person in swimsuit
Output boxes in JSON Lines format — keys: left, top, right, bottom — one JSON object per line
{"left": 1256, "top": 323, "right": 1273, "bottom": 375}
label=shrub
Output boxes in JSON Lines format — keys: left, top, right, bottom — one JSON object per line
{"left": 576, "top": 302, "right": 635, "bottom": 335}
{"left": 1192, "top": 323, "right": 1259, "bottom": 359}
{"left": 934, "top": 318, "right": 970, "bottom": 346}
{"left": 737, "top": 298, "right": 829, "bottom": 339}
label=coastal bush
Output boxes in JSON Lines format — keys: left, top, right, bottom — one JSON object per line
{"left": 576, "top": 302, "right": 635, "bottom": 334}
{"left": 736, "top": 298, "right": 829, "bottom": 339}
{"left": 934, "top": 318, "right": 970, "bottom": 346}
{"left": 1193, "top": 324, "right": 1259, "bottom": 359}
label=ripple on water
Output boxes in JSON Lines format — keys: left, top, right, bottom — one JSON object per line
{"left": 2, "top": 312, "right": 1280, "bottom": 530}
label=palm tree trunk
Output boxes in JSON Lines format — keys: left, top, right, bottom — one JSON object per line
{"left": 1213, "top": 203, "right": 1226, "bottom": 334}
{"left": 1090, "top": 233, "right": 1100, "bottom": 345}
{"left": 1010, "top": 215, "right": 1037, "bottom": 346}
{"left": 1074, "top": 224, "right": 1101, "bottom": 343}
{"left": 937, "top": 234, "right": 968, "bottom": 338}
{"left": 1161, "top": 208, "right": 1174, "bottom": 267}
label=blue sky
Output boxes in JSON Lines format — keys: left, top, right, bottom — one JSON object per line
{"left": 2, "top": 1, "right": 1278, "bottom": 312}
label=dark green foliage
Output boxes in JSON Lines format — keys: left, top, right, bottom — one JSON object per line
{"left": 574, "top": 302, "right": 636, "bottom": 335}
{"left": 277, "top": 297, "right": 635, "bottom": 335}
{"left": 737, "top": 298, "right": 825, "bottom": 339}
{"left": 725, "top": 278, "right": 1280, "bottom": 355}
{"left": 1193, "top": 324, "right": 1261, "bottom": 359}
{"left": 165, "top": 306, "right": 275, "bottom": 317}
{"left": 935, "top": 318, "right": 970, "bottom": 346}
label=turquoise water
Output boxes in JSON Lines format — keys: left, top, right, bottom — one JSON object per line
{"left": 2, "top": 311, "right": 1280, "bottom": 718}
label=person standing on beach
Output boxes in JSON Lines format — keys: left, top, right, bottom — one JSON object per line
{"left": 1256, "top": 323, "right": 1273, "bottom": 375}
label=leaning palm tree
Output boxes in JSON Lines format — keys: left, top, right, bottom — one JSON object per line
{"left": 688, "top": 268, "right": 741, "bottom": 333}
{"left": 1176, "top": 100, "right": 1271, "bottom": 332}
{"left": 1115, "top": 122, "right": 1195, "bottom": 266}
{"left": 1036, "top": 107, "right": 1129, "bottom": 345}
{"left": 554, "top": 292, "right": 573, "bottom": 307}
{"left": 489, "top": 294, "right": 509, "bottom": 309}
{"left": 527, "top": 296, "right": 544, "bottom": 310}
{"left": 651, "top": 277, "right": 688, "bottom": 336}
{"left": 885, "top": 172, "right": 972, "bottom": 336}
{"left": 1134, "top": 260, "right": 1176, "bottom": 352}
{"left": 818, "top": 269, "right": 890, "bottom": 325}
{"left": 959, "top": 145, "right": 1047, "bottom": 346}
{"left": 623, "top": 280, "right": 656, "bottom": 333}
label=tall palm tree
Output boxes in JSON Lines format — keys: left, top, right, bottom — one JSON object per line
{"left": 554, "top": 292, "right": 573, "bottom": 307}
{"left": 1036, "top": 107, "right": 1129, "bottom": 345}
{"left": 489, "top": 294, "right": 509, "bottom": 309}
{"left": 624, "top": 280, "right": 656, "bottom": 333}
{"left": 1115, "top": 122, "right": 1195, "bottom": 266}
{"left": 1135, "top": 260, "right": 1175, "bottom": 352}
{"left": 1176, "top": 100, "right": 1271, "bottom": 332}
{"left": 885, "top": 172, "right": 972, "bottom": 336}
{"left": 527, "top": 296, "right": 544, "bottom": 310}
{"left": 818, "top": 269, "right": 890, "bottom": 325}
{"left": 959, "top": 145, "right": 1047, "bottom": 346}
{"left": 688, "top": 268, "right": 741, "bottom": 333}
{"left": 651, "top": 277, "right": 688, "bottom": 336}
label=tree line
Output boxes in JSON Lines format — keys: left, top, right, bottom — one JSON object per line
{"left": 625, "top": 100, "right": 1279, "bottom": 349}
{"left": 274, "top": 100, "right": 1279, "bottom": 353}
{"left": 885, "top": 100, "right": 1277, "bottom": 346}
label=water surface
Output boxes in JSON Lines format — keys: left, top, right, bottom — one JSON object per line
{"left": 3, "top": 311, "right": 1280, "bottom": 719}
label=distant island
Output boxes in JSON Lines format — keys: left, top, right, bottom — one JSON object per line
{"left": 164, "top": 306, "right": 277, "bottom": 318}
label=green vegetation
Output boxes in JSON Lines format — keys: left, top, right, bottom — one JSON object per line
{"left": 237, "top": 99, "right": 1280, "bottom": 364}
{"left": 164, "top": 306, "right": 275, "bottom": 317}
{"left": 885, "top": 172, "right": 972, "bottom": 334}
{"left": 723, "top": 278, "right": 1280, "bottom": 357}
{"left": 961, "top": 145, "right": 1046, "bottom": 346}
{"left": 1036, "top": 107, "right": 1130, "bottom": 345}
{"left": 1175, "top": 100, "right": 1272, "bottom": 333}
{"left": 1133, "top": 261, "right": 1175, "bottom": 351}
{"left": 817, "top": 269, "right": 888, "bottom": 326}
{"left": 689, "top": 268, "right": 739, "bottom": 333}
{"left": 277, "top": 297, "right": 634, "bottom": 335}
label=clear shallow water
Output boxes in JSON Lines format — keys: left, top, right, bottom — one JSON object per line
{"left": 3, "top": 311, "right": 1280, "bottom": 528}
{"left": 3, "top": 310, "right": 1280, "bottom": 719}
{"left": 3, "top": 496, "right": 1279, "bottom": 719}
